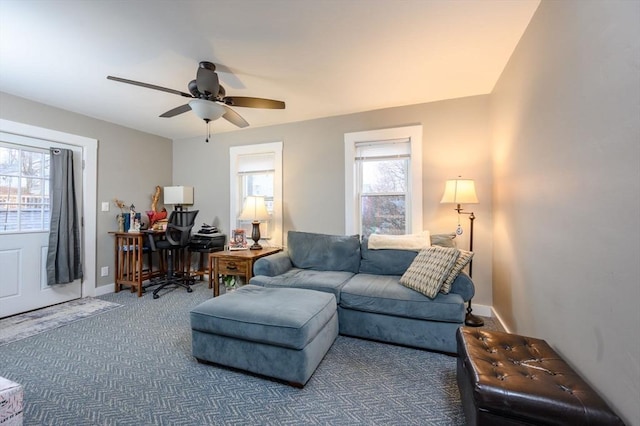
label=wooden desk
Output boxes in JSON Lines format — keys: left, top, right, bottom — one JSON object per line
{"left": 110, "top": 231, "right": 160, "bottom": 297}
{"left": 209, "top": 247, "right": 282, "bottom": 297}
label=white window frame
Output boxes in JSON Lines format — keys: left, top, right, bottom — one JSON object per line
{"left": 345, "top": 125, "right": 422, "bottom": 236}
{"left": 229, "top": 142, "right": 283, "bottom": 247}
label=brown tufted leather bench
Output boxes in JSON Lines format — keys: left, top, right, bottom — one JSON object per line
{"left": 456, "top": 327, "right": 624, "bottom": 425}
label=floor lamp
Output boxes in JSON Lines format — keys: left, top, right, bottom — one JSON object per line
{"left": 440, "top": 178, "right": 484, "bottom": 327}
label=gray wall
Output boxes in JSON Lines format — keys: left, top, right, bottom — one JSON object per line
{"left": 0, "top": 91, "right": 173, "bottom": 290}
{"left": 173, "top": 95, "right": 494, "bottom": 309}
{"left": 491, "top": 1, "right": 639, "bottom": 424}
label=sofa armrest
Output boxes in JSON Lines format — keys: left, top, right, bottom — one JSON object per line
{"left": 449, "top": 272, "right": 475, "bottom": 302}
{"left": 253, "top": 251, "right": 293, "bottom": 276}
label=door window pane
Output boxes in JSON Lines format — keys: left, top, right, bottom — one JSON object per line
{"left": 0, "top": 144, "right": 50, "bottom": 232}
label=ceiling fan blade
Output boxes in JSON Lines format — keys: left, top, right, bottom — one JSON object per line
{"left": 221, "top": 105, "right": 249, "bottom": 128}
{"left": 107, "top": 76, "right": 193, "bottom": 98}
{"left": 159, "top": 104, "right": 191, "bottom": 118}
{"left": 196, "top": 62, "right": 219, "bottom": 97}
{"left": 222, "top": 96, "right": 285, "bottom": 109}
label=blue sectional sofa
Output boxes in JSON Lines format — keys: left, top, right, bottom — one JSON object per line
{"left": 250, "top": 231, "right": 475, "bottom": 354}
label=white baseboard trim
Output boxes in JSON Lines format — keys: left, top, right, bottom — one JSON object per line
{"left": 491, "top": 307, "right": 511, "bottom": 333}
{"left": 471, "top": 303, "right": 492, "bottom": 318}
{"left": 469, "top": 304, "right": 511, "bottom": 332}
{"left": 95, "top": 284, "right": 115, "bottom": 297}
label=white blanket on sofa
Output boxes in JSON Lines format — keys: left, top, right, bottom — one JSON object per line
{"left": 368, "top": 231, "right": 431, "bottom": 251}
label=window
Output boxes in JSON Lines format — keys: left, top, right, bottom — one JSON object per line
{"left": 230, "top": 142, "right": 283, "bottom": 246}
{"left": 0, "top": 142, "right": 50, "bottom": 232}
{"left": 345, "top": 125, "right": 422, "bottom": 237}
{"left": 357, "top": 139, "right": 410, "bottom": 236}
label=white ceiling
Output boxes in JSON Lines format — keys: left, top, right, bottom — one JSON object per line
{"left": 0, "top": 0, "right": 539, "bottom": 140}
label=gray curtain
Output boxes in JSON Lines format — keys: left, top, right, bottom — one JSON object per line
{"left": 46, "top": 148, "right": 83, "bottom": 285}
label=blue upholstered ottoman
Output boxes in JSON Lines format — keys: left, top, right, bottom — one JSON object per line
{"left": 190, "top": 285, "right": 338, "bottom": 387}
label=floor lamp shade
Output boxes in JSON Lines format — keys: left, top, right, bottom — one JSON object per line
{"left": 440, "top": 179, "right": 479, "bottom": 205}
{"left": 239, "top": 196, "right": 269, "bottom": 250}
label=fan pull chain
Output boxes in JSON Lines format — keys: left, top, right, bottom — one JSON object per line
{"left": 205, "top": 119, "right": 211, "bottom": 143}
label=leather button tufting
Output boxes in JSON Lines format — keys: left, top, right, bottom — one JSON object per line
{"left": 559, "top": 385, "right": 574, "bottom": 394}
{"left": 456, "top": 327, "right": 625, "bottom": 426}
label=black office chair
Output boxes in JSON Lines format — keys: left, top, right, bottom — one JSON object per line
{"left": 147, "top": 209, "right": 199, "bottom": 299}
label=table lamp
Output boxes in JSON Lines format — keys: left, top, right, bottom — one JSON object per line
{"left": 238, "top": 196, "right": 269, "bottom": 250}
{"left": 163, "top": 186, "right": 194, "bottom": 211}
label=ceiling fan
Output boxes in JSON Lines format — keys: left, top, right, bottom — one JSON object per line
{"left": 107, "top": 61, "right": 285, "bottom": 140}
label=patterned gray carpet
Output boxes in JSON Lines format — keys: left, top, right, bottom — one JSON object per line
{"left": 0, "top": 282, "right": 500, "bottom": 425}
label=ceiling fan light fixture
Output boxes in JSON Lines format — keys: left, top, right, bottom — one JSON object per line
{"left": 189, "top": 99, "right": 225, "bottom": 121}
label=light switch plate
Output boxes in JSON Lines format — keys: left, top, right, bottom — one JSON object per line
{"left": 101, "top": 202, "right": 110, "bottom": 212}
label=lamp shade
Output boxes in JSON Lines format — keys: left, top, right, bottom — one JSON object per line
{"left": 189, "top": 99, "right": 225, "bottom": 121}
{"left": 440, "top": 179, "right": 479, "bottom": 204}
{"left": 164, "top": 186, "right": 194, "bottom": 205}
{"left": 238, "top": 196, "right": 269, "bottom": 221}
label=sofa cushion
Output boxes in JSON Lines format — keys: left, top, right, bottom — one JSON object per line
{"left": 441, "top": 249, "right": 474, "bottom": 294}
{"left": 253, "top": 251, "right": 293, "bottom": 277}
{"left": 250, "top": 268, "right": 354, "bottom": 303}
{"left": 359, "top": 233, "right": 458, "bottom": 276}
{"left": 400, "top": 246, "right": 460, "bottom": 298}
{"left": 449, "top": 272, "right": 475, "bottom": 301}
{"left": 190, "top": 285, "right": 337, "bottom": 350}
{"left": 359, "top": 237, "right": 419, "bottom": 275}
{"left": 340, "top": 274, "right": 465, "bottom": 323}
{"left": 287, "top": 231, "right": 361, "bottom": 273}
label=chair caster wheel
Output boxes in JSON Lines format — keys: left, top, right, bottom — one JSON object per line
{"left": 187, "top": 288, "right": 193, "bottom": 293}
{"left": 153, "top": 294, "right": 159, "bottom": 299}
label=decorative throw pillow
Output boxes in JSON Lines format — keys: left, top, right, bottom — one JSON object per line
{"left": 440, "top": 249, "right": 473, "bottom": 294}
{"left": 430, "top": 233, "right": 457, "bottom": 248}
{"left": 399, "top": 246, "right": 460, "bottom": 299}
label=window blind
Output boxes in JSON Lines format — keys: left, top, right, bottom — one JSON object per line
{"left": 237, "top": 152, "right": 275, "bottom": 174}
{"left": 355, "top": 138, "right": 411, "bottom": 161}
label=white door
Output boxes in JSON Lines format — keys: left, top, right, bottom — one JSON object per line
{"left": 0, "top": 133, "right": 83, "bottom": 318}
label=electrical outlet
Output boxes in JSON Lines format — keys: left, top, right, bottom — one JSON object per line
{"left": 101, "top": 266, "right": 109, "bottom": 277}
{"left": 101, "top": 202, "right": 110, "bottom": 212}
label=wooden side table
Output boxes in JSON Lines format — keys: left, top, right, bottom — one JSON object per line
{"left": 110, "top": 230, "right": 162, "bottom": 297}
{"left": 209, "top": 247, "right": 282, "bottom": 297}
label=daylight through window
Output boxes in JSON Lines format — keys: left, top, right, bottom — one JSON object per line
{"left": 0, "top": 143, "right": 50, "bottom": 232}
{"left": 344, "top": 125, "right": 422, "bottom": 237}
{"left": 229, "top": 142, "right": 283, "bottom": 246}
{"left": 356, "top": 139, "right": 410, "bottom": 237}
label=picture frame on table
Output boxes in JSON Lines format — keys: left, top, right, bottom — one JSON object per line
{"left": 229, "top": 229, "right": 248, "bottom": 250}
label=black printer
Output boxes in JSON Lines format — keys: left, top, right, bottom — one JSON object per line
{"left": 189, "top": 224, "right": 226, "bottom": 251}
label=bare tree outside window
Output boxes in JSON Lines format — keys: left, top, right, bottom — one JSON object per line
{"left": 359, "top": 158, "right": 408, "bottom": 237}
